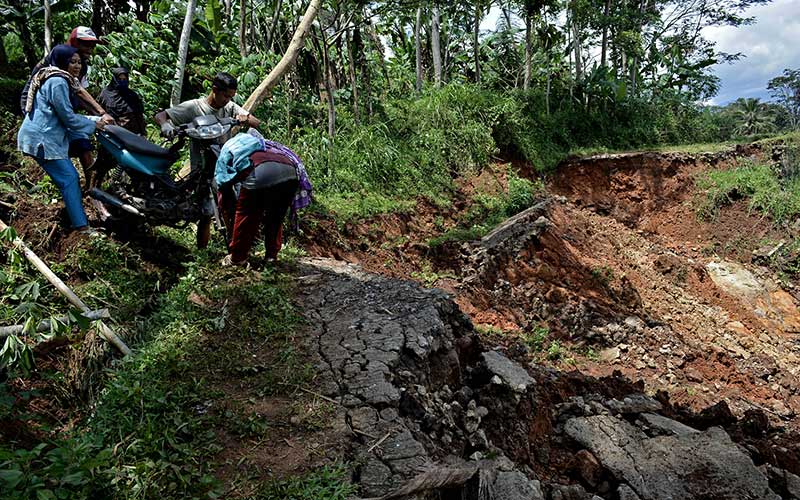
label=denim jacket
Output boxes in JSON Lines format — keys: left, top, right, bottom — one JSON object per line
{"left": 17, "top": 76, "right": 98, "bottom": 160}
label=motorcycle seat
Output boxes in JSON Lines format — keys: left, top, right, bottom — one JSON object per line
{"left": 104, "top": 125, "right": 173, "bottom": 159}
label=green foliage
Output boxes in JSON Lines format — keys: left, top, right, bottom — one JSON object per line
{"left": 546, "top": 340, "right": 565, "bottom": 361}
{"left": 697, "top": 160, "right": 800, "bottom": 222}
{"left": 0, "top": 228, "right": 95, "bottom": 375}
{"left": 590, "top": 266, "right": 615, "bottom": 286}
{"left": 522, "top": 326, "right": 549, "bottom": 352}
{"left": 251, "top": 465, "right": 356, "bottom": 500}
{"left": 410, "top": 262, "right": 456, "bottom": 287}
{"left": 0, "top": 242, "right": 304, "bottom": 499}
{"left": 92, "top": 15, "right": 179, "bottom": 114}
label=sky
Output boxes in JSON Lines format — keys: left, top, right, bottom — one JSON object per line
{"left": 480, "top": 0, "right": 800, "bottom": 106}
{"left": 703, "top": 0, "right": 800, "bottom": 105}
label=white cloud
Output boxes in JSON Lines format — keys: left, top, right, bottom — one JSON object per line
{"left": 703, "top": 0, "right": 800, "bottom": 104}
{"left": 480, "top": 1, "right": 800, "bottom": 105}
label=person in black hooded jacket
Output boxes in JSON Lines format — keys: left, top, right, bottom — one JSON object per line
{"left": 97, "top": 67, "right": 146, "bottom": 135}
{"left": 91, "top": 67, "right": 148, "bottom": 203}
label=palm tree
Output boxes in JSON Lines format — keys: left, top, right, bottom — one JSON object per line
{"left": 731, "top": 98, "right": 776, "bottom": 136}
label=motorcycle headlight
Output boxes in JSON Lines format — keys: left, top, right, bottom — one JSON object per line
{"left": 191, "top": 123, "right": 226, "bottom": 139}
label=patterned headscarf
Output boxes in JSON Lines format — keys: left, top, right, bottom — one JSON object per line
{"left": 24, "top": 45, "right": 81, "bottom": 115}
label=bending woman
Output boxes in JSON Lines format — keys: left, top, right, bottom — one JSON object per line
{"left": 17, "top": 44, "right": 113, "bottom": 234}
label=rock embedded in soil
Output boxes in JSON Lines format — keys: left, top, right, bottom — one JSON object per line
{"left": 492, "top": 470, "right": 545, "bottom": 500}
{"left": 565, "top": 415, "right": 779, "bottom": 499}
{"left": 481, "top": 350, "right": 535, "bottom": 393}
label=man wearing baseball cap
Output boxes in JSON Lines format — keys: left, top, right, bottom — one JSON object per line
{"left": 20, "top": 26, "right": 104, "bottom": 111}
{"left": 67, "top": 26, "right": 104, "bottom": 88}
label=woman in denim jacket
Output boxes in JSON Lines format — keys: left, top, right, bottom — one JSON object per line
{"left": 17, "top": 44, "right": 113, "bottom": 234}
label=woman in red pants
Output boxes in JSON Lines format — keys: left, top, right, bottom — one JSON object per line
{"left": 220, "top": 148, "right": 300, "bottom": 266}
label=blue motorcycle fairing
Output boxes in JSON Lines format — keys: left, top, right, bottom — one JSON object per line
{"left": 97, "top": 131, "right": 173, "bottom": 177}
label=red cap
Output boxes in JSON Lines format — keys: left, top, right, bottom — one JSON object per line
{"left": 69, "top": 26, "right": 103, "bottom": 46}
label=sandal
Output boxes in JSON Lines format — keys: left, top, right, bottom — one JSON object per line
{"left": 221, "top": 254, "right": 248, "bottom": 267}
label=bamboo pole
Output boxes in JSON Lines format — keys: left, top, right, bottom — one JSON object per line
{"left": 0, "top": 219, "right": 132, "bottom": 355}
{"left": 0, "top": 309, "right": 109, "bottom": 337}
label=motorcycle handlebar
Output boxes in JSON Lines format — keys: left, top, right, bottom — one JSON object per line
{"left": 175, "top": 117, "right": 240, "bottom": 136}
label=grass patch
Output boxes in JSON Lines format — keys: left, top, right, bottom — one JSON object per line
{"left": 696, "top": 159, "right": 800, "bottom": 222}
{"left": 0, "top": 229, "right": 336, "bottom": 499}
{"left": 251, "top": 464, "right": 356, "bottom": 499}
{"left": 315, "top": 192, "right": 416, "bottom": 222}
{"left": 570, "top": 141, "right": 739, "bottom": 157}
{"left": 427, "top": 169, "right": 545, "bottom": 249}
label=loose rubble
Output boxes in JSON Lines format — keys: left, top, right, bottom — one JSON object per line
{"left": 296, "top": 257, "right": 798, "bottom": 499}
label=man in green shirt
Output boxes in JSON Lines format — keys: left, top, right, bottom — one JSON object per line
{"left": 154, "top": 72, "right": 261, "bottom": 172}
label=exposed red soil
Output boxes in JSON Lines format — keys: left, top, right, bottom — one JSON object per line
{"left": 302, "top": 148, "right": 800, "bottom": 437}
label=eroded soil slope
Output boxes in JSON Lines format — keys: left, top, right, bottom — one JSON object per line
{"left": 305, "top": 146, "right": 800, "bottom": 434}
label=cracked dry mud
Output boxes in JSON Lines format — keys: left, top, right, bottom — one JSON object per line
{"left": 292, "top": 254, "right": 799, "bottom": 499}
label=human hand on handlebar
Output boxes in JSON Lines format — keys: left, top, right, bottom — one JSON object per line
{"left": 100, "top": 114, "right": 116, "bottom": 126}
{"left": 160, "top": 121, "right": 177, "bottom": 139}
{"left": 236, "top": 113, "right": 251, "bottom": 126}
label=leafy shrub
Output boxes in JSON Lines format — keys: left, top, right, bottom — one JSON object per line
{"left": 697, "top": 160, "right": 800, "bottom": 222}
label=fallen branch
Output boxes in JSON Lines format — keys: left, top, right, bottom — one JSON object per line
{"left": 242, "top": 0, "right": 321, "bottom": 112}
{"left": 0, "top": 219, "right": 132, "bottom": 356}
{"left": 0, "top": 308, "right": 109, "bottom": 337}
{"left": 278, "top": 382, "right": 342, "bottom": 406}
{"left": 737, "top": 396, "right": 791, "bottom": 420}
{"left": 351, "top": 428, "right": 379, "bottom": 440}
{"left": 360, "top": 462, "right": 488, "bottom": 500}
{"left": 367, "top": 431, "right": 391, "bottom": 453}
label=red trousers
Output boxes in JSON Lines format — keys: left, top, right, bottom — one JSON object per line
{"left": 227, "top": 180, "right": 298, "bottom": 262}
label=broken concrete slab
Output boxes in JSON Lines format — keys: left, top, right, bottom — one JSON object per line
{"left": 492, "top": 470, "right": 545, "bottom": 500}
{"left": 482, "top": 350, "right": 535, "bottom": 393}
{"left": 604, "top": 393, "right": 662, "bottom": 414}
{"left": 565, "top": 415, "right": 779, "bottom": 499}
{"left": 638, "top": 412, "right": 699, "bottom": 436}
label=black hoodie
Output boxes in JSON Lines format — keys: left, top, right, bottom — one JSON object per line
{"left": 97, "top": 67, "right": 146, "bottom": 134}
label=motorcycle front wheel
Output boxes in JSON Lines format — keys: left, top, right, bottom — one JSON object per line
{"left": 196, "top": 215, "right": 212, "bottom": 249}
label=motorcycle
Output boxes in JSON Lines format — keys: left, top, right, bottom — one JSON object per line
{"left": 89, "top": 114, "right": 238, "bottom": 248}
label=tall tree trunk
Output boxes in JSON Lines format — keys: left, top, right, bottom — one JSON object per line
{"left": 0, "top": 35, "right": 7, "bottom": 67}
{"left": 415, "top": 6, "right": 423, "bottom": 92}
{"left": 442, "top": 18, "right": 450, "bottom": 83}
{"left": 91, "top": 0, "right": 104, "bottom": 35}
{"left": 473, "top": 1, "right": 481, "bottom": 83}
{"left": 133, "top": 0, "right": 150, "bottom": 21}
{"left": 501, "top": 3, "right": 512, "bottom": 28}
{"left": 265, "top": 0, "right": 283, "bottom": 52}
{"left": 523, "top": 11, "right": 532, "bottom": 90}
{"left": 366, "top": 17, "right": 391, "bottom": 94}
{"left": 355, "top": 25, "right": 372, "bottom": 118}
{"left": 239, "top": 0, "right": 248, "bottom": 56}
{"left": 600, "top": 0, "right": 610, "bottom": 67}
{"left": 171, "top": 0, "right": 196, "bottom": 107}
{"left": 431, "top": 4, "right": 442, "bottom": 85}
{"left": 546, "top": 73, "right": 551, "bottom": 115}
{"left": 317, "top": 30, "right": 336, "bottom": 138}
{"left": 333, "top": 18, "right": 345, "bottom": 89}
{"left": 572, "top": 0, "right": 582, "bottom": 81}
{"left": 17, "top": 19, "right": 37, "bottom": 69}
{"left": 243, "top": 0, "right": 321, "bottom": 112}
{"left": 248, "top": 0, "right": 260, "bottom": 53}
{"left": 43, "top": 0, "right": 52, "bottom": 54}
{"left": 346, "top": 29, "right": 360, "bottom": 124}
